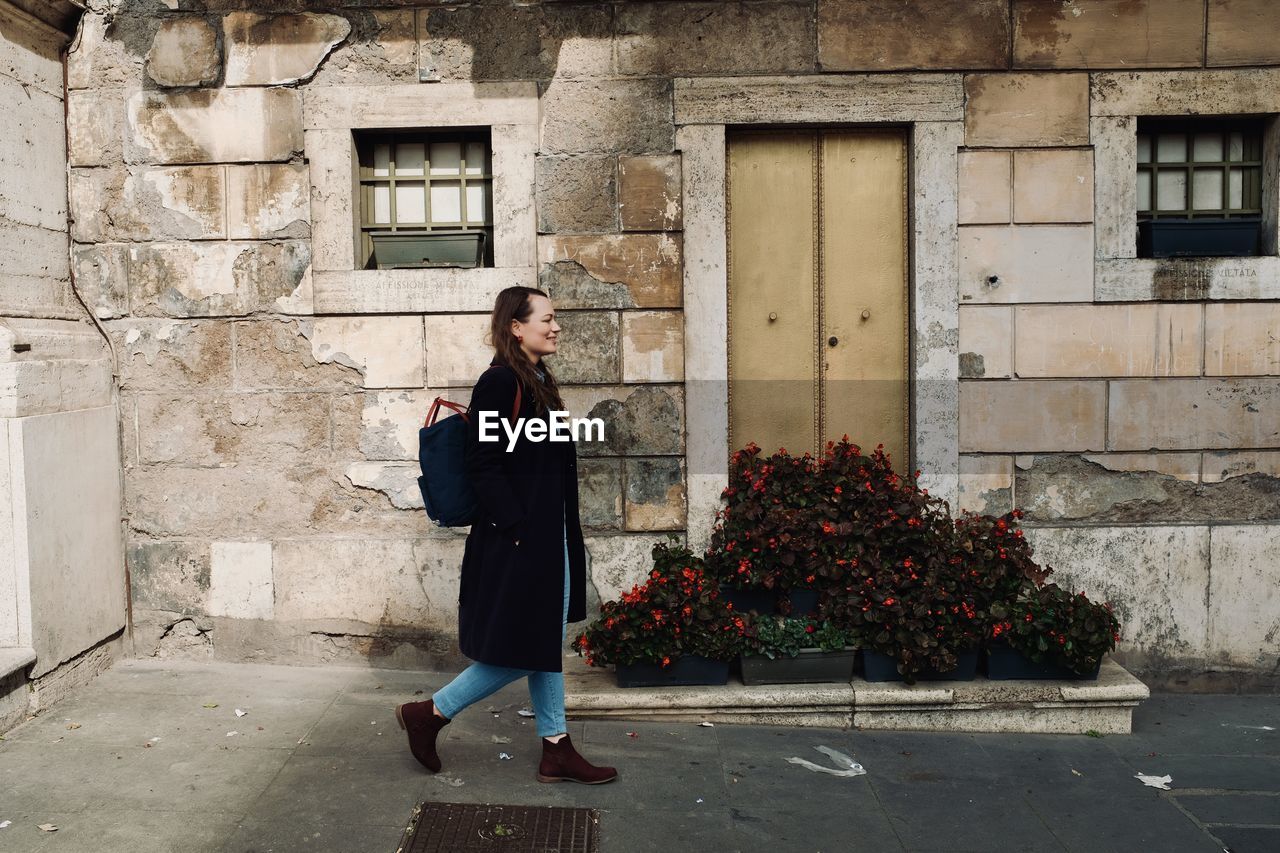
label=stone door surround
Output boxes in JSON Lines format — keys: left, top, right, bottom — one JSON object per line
{"left": 674, "top": 74, "right": 964, "bottom": 549}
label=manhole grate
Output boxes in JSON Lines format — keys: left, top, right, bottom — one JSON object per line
{"left": 397, "top": 802, "right": 600, "bottom": 853}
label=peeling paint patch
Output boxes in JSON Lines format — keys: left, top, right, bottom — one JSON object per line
{"left": 959, "top": 352, "right": 986, "bottom": 378}
{"left": 539, "top": 259, "right": 634, "bottom": 309}
{"left": 301, "top": 317, "right": 424, "bottom": 388}
{"left": 1017, "top": 455, "right": 1280, "bottom": 523}
{"left": 121, "top": 321, "right": 196, "bottom": 366}
{"left": 223, "top": 12, "right": 351, "bottom": 87}
{"left": 345, "top": 461, "right": 422, "bottom": 510}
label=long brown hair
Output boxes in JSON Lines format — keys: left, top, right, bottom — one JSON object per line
{"left": 487, "top": 286, "right": 564, "bottom": 415}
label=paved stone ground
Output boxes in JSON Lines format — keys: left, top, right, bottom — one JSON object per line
{"left": 0, "top": 660, "right": 1276, "bottom": 853}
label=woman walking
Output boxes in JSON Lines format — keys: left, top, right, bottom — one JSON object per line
{"left": 396, "top": 286, "right": 617, "bottom": 785}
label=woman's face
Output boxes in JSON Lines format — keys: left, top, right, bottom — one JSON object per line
{"left": 512, "top": 294, "right": 560, "bottom": 362}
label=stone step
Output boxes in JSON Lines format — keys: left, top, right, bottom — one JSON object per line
{"left": 0, "top": 647, "right": 36, "bottom": 681}
{"left": 564, "top": 656, "right": 1149, "bottom": 735}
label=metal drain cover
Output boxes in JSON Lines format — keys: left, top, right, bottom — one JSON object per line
{"left": 397, "top": 802, "right": 600, "bottom": 853}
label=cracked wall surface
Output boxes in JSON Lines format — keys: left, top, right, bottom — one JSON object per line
{"left": 61, "top": 0, "right": 1280, "bottom": 680}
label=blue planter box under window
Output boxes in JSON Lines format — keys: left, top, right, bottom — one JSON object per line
{"left": 1138, "top": 219, "right": 1260, "bottom": 258}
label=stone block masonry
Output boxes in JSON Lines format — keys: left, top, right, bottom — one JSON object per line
{"left": 53, "top": 0, "right": 1280, "bottom": 686}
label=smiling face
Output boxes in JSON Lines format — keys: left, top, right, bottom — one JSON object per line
{"left": 511, "top": 293, "right": 560, "bottom": 364}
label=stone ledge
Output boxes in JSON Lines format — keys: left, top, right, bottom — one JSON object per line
{"left": 312, "top": 268, "right": 535, "bottom": 314}
{"left": 564, "top": 656, "right": 1148, "bottom": 734}
{"left": 0, "top": 647, "right": 36, "bottom": 681}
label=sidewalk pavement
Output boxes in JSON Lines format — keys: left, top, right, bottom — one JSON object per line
{"left": 0, "top": 659, "right": 1276, "bottom": 853}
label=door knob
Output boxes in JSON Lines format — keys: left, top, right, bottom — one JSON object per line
{"left": 828, "top": 336, "right": 838, "bottom": 347}
{"left": 861, "top": 309, "right": 871, "bottom": 320}
{"left": 768, "top": 312, "right": 777, "bottom": 322}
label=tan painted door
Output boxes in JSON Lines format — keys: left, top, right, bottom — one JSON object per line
{"left": 727, "top": 129, "right": 909, "bottom": 468}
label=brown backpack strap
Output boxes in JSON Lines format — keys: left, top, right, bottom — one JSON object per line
{"left": 423, "top": 366, "right": 522, "bottom": 428}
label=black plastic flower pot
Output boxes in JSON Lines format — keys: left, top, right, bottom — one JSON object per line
{"left": 718, "top": 584, "right": 776, "bottom": 614}
{"left": 861, "top": 649, "right": 980, "bottom": 683}
{"left": 615, "top": 655, "right": 731, "bottom": 688}
{"left": 739, "top": 647, "right": 858, "bottom": 685}
{"left": 786, "top": 589, "right": 821, "bottom": 617}
{"left": 985, "top": 645, "right": 1100, "bottom": 681}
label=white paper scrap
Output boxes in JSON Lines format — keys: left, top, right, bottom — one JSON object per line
{"left": 1135, "top": 773, "right": 1172, "bottom": 790}
{"left": 785, "top": 746, "right": 866, "bottom": 778}
{"left": 498, "top": 752, "right": 512, "bottom": 760}
{"left": 517, "top": 709, "right": 536, "bottom": 718}
{"left": 698, "top": 722, "right": 714, "bottom": 728}
{"left": 0, "top": 820, "right": 11, "bottom": 829}
{"left": 235, "top": 709, "right": 247, "bottom": 718}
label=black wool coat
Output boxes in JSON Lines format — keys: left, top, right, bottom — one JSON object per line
{"left": 457, "top": 360, "right": 588, "bottom": 672}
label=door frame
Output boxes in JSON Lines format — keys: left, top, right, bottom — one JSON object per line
{"left": 675, "top": 75, "right": 964, "bottom": 551}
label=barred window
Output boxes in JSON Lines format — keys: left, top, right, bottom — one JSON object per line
{"left": 1136, "top": 119, "right": 1263, "bottom": 258}
{"left": 355, "top": 129, "right": 494, "bottom": 269}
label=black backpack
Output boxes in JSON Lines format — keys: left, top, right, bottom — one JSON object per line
{"left": 417, "top": 367, "right": 521, "bottom": 527}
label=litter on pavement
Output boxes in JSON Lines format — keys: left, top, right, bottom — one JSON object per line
{"left": 785, "top": 746, "right": 867, "bottom": 778}
{"left": 1135, "top": 773, "right": 1173, "bottom": 790}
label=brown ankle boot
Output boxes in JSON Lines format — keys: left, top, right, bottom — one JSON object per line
{"left": 537, "top": 734, "right": 618, "bottom": 785}
{"left": 395, "top": 699, "right": 450, "bottom": 772}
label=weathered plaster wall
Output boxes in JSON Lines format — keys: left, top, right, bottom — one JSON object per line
{"left": 67, "top": 0, "right": 1280, "bottom": 685}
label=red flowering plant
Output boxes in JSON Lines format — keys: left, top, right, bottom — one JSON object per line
{"left": 809, "top": 437, "right": 944, "bottom": 590}
{"left": 704, "top": 442, "right": 825, "bottom": 594}
{"left": 952, "top": 509, "right": 1052, "bottom": 614}
{"left": 572, "top": 540, "right": 747, "bottom": 668}
{"left": 832, "top": 541, "right": 986, "bottom": 683}
{"left": 988, "top": 583, "right": 1122, "bottom": 676}
{"left": 740, "top": 615, "right": 853, "bottom": 660}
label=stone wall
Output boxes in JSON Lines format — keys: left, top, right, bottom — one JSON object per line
{"left": 1, "top": 0, "right": 126, "bottom": 733}
{"left": 65, "top": 0, "right": 1280, "bottom": 685}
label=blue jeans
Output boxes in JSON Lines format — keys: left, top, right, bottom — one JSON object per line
{"left": 433, "top": 520, "right": 571, "bottom": 738}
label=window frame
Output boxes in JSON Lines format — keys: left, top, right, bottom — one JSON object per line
{"left": 301, "top": 83, "right": 539, "bottom": 313}
{"left": 1089, "top": 69, "right": 1280, "bottom": 301}
{"left": 354, "top": 127, "right": 496, "bottom": 269}
{"left": 1136, "top": 118, "right": 1264, "bottom": 221}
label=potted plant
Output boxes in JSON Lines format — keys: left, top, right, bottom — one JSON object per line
{"left": 572, "top": 541, "right": 746, "bottom": 688}
{"left": 738, "top": 616, "right": 857, "bottom": 685}
{"left": 804, "top": 439, "right": 980, "bottom": 683}
{"left": 705, "top": 442, "right": 823, "bottom": 614}
{"left": 953, "top": 509, "right": 1052, "bottom": 616}
{"left": 986, "top": 583, "right": 1120, "bottom": 680}
{"left": 850, "top": 545, "right": 984, "bottom": 684}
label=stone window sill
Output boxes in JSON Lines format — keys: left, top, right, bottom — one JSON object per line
{"left": 311, "top": 268, "right": 537, "bottom": 314}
